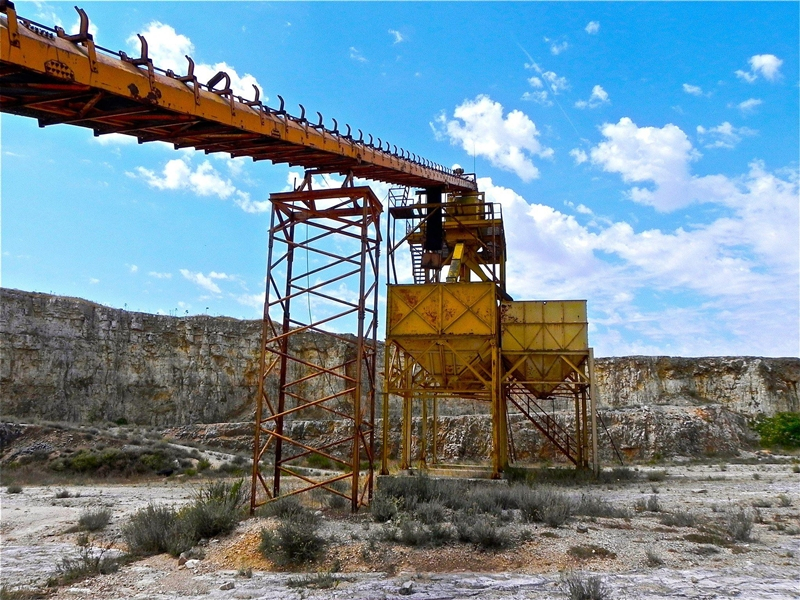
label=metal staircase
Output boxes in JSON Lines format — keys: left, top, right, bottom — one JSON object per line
{"left": 409, "top": 244, "right": 425, "bottom": 284}
{"left": 506, "top": 382, "right": 578, "bottom": 465}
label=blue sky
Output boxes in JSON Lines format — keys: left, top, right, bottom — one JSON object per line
{"left": 1, "top": 1, "right": 798, "bottom": 357}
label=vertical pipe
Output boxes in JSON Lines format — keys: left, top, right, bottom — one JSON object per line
{"left": 250, "top": 202, "right": 277, "bottom": 514}
{"left": 581, "top": 388, "right": 589, "bottom": 469}
{"left": 401, "top": 392, "right": 412, "bottom": 470}
{"left": 432, "top": 396, "right": 439, "bottom": 465}
{"left": 419, "top": 394, "right": 428, "bottom": 468}
{"left": 491, "top": 341, "right": 502, "bottom": 478}
{"left": 349, "top": 202, "right": 369, "bottom": 512}
{"left": 368, "top": 207, "right": 380, "bottom": 502}
{"left": 381, "top": 345, "right": 391, "bottom": 475}
{"left": 589, "top": 348, "right": 599, "bottom": 476}
{"left": 574, "top": 388, "right": 583, "bottom": 469}
{"left": 273, "top": 214, "right": 296, "bottom": 498}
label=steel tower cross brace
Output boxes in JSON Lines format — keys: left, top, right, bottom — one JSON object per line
{"left": 250, "top": 181, "right": 381, "bottom": 513}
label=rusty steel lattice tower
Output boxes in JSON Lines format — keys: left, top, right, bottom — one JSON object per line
{"left": 250, "top": 179, "right": 382, "bottom": 513}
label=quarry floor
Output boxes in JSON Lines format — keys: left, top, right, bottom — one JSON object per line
{"left": 1, "top": 462, "right": 799, "bottom": 599}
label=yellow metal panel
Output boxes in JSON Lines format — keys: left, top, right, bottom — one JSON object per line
{"left": 501, "top": 300, "right": 587, "bottom": 352}
{"left": 387, "top": 282, "right": 498, "bottom": 393}
{"left": 501, "top": 300, "right": 589, "bottom": 398}
{"left": 387, "top": 283, "right": 497, "bottom": 337}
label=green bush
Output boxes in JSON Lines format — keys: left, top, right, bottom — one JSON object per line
{"left": 635, "top": 495, "right": 662, "bottom": 513}
{"left": 516, "top": 487, "right": 573, "bottom": 527}
{"left": 51, "top": 537, "right": 121, "bottom": 586}
{"left": 122, "top": 503, "right": 180, "bottom": 555}
{"left": 6, "top": 484, "right": 22, "bottom": 494}
{"left": 453, "top": 512, "right": 511, "bottom": 550}
{"left": 370, "top": 491, "right": 398, "bottom": 523}
{"left": 48, "top": 446, "right": 186, "bottom": 477}
{"left": 259, "top": 509, "right": 326, "bottom": 566}
{"left": 659, "top": 510, "right": 699, "bottom": 528}
{"left": 574, "top": 494, "right": 629, "bottom": 519}
{"left": 753, "top": 413, "right": 800, "bottom": 449}
{"left": 78, "top": 508, "right": 112, "bottom": 532}
{"left": 324, "top": 480, "right": 350, "bottom": 510}
{"left": 725, "top": 508, "right": 754, "bottom": 542}
{"left": 181, "top": 479, "right": 247, "bottom": 540}
{"left": 414, "top": 501, "right": 447, "bottom": 525}
{"left": 561, "top": 571, "right": 612, "bottom": 600}
{"left": 259, "top": 495, "right": 306, "bottom": 519}
{"left": 123, "top": 480, "right": 247, "bottom": 556}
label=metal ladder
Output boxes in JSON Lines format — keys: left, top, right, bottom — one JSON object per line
{"left": 409, "top": 243, "right": 425, "bottom": 284}
{"left": 506, "top": 382, "right": 578, "bottom": 465}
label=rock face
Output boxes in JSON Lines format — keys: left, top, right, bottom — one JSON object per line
{"left": 595, "top": 356, "right": 800, "bottom": 417}
{"left": 2, "top": 288, "right": 798, "bottom": 459}
{"left": 1, "top": 289, "right": 262, "bottom": 425}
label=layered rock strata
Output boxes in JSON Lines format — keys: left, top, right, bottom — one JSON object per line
{"left": 2, "top": 288, "right": 797, "bottom": 460}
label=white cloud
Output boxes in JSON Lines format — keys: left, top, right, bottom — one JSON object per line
{"left": 133, "top": 155, "right": 271, "bottom": 213}
{"left": 180, "top": 269, "right": 223, "bottom": 294}
{"left": 522, "top": 76, "right": 552, "bottom": 105}
{"left": 589, "top": 117, "right": 704, "bottom": 211}
{"left": 136, "top": 158, "right": 235, "bottom": 198}
{"left": 149, "top": 271, "right": 172, "bottom": 279}
{"left": 585, "top": 21, "right": 600, "bottom": 34}
{"left": 541, "top": 70, "right": 569, "bottom": 94}
{"left": 93, "top": 133, "right": 137, "bottom": 146}
{"left": 735, "top": 69, "right": 757, "bottom": 84}
{"left": 737, "top": 98, "right": 763, "bottom": 113}
{"left": 129, "top": 22, "right": 192, "bottom": 73}
{"left": 129, "top": 23, "right": 263, "bottom": 100}
{"left": 575, "top": 85, "right": 610, "bottom": 109}
{"left": 89, "top": 278, "right": 100, "bottom": 285}
{"left": 749, "top": 54, "right": 783, "bottom": 80}
{"left": 570, "top": 148, "right": 588, "bottom": 164}
{"left": 521, "top": 91, "right": 552, "bottom": 106}
{"left": 349, "top": 47, "right": 367, "bottom": 63}
{"left": 433, "top": 95, "right": 554, "bottom": 182}
{"left": 549, "top": 40, "right": 569, "bottom": 55}
{"left": 128, "top": 264, "right": 139, "bottom": 273}
{"left": 479, "top": 157, "right": 799, "bottom": 356}
{"left": 237, "top": 292, "right": 265, "bottom": 309}
{"left": 736, "top": 54, "right": 783, "bottom": 83}
{"left": 526, "top": 62, "right": 569, "bottom": 94}
{"left": 682, "top": 83, "right": 704, "bottom": 96}
{"left": 233, "top": 192, "right": 270, "bottom": 214}
{"left": 388, "top": 29, "right": 404, "bottom": 44}
{"left": 696, "top": 122, "right": 756, "bottom": 149}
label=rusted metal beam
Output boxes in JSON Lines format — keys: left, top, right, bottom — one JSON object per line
{"left": 0, "top": 5, "right": 476, "bottom": 192}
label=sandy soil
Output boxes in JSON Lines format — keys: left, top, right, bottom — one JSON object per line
{"left": 1, "top": 461, "right": 799, "bottom": 599}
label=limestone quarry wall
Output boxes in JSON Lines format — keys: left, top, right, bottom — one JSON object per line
{"left": 2, "top": 289, "right": 798, "bottom": 435}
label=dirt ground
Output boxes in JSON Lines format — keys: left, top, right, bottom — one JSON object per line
{"left": 1, "top": 457, "right": 799, "bottom": 599}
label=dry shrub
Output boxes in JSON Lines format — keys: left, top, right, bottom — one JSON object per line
{"left": 259, "top": 507, "right": 326, "bottom": 566}
{"left": 78, "top": 508, "right": 112, "bottom": 532}
{"left": 561, "top": 571, "right": 612, "bottom": 600}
